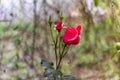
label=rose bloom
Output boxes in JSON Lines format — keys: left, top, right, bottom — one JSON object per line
{"left": 55, "top": 21, "right": 63, "bottom": 31}
{"left": 62, "top": 25, "right": 82, "bottom": 45}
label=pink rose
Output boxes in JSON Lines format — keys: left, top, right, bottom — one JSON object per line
{"left": 62, "top": 25, "right": 82, "bottom": 45}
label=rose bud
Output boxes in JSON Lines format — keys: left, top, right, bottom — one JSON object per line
{"left": 56, "top": 21, "right": 63, "bottom": 31}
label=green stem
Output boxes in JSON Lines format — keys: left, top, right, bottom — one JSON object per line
{"left": 56, "top": 44, "right": 66, "bottom": 70}
{"left": 62, "top": 46, "right": 70, "bottom": 58}
{"left": 58, "top": 32, "right": 61, "bottom": 57}
{"left": 49, "top": 24, "right": 58, "bottom": 69}
{"left": 50, "top": 25, "right": 55, "bottom": 44}
{"left": 55, "top": 32, "right": 59, "bottom": 69}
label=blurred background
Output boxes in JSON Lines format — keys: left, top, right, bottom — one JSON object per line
{"left": 0, "top": 0, "right": 120, "bottom": 80}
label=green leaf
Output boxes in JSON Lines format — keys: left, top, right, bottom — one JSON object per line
{"left": 47, "top": 76, "right": 60, "bottom": 80}
{"left": 44, "top": 68, "right": 62, "bottom": 78}
{"left": 41, "top": 59, "right": 53, "bottom": 68}
{"left": 53, "top": 70, "right": 62, "bottom": 77}
{"left": 94, "top": 0, "right": 99, "bottom": 7}
{"left": 62, "top": 75, "right": 76, "bottom": 80}
{"left": 47, "top": 76, "right": 54, "bottom": 80}
{"left": 44, "top": 68, "right": 54, "bottom": 77}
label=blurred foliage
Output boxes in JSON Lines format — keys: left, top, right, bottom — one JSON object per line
{"left": 41, "top": 59, "right": 76, "bottom": 80}
{"left": 94, "top": 0, "right": 99, "bottom": 6}
{"left": 0, "top": 0, "right": 120, "bottom": 80}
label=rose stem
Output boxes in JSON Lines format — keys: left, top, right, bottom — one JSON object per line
{"left": 56, "top": 44, "right": 66, "bottom": 70}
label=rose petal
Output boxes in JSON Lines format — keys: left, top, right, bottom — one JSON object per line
{"left": 76, "top": 25, "right": 82, "bottom": 35}
{"left": 62, "top": 27, "right": 78, "bottom": 45}
{"left": 72, "top": 36, "right": 80, "bottom": 45}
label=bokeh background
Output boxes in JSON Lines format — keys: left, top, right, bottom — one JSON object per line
{"left": 0, "top": 0, "right": 120, "bottom": 80}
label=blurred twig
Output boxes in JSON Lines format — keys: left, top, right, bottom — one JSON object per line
{"left": 110, "top": 0, "right": 120, "bottom": 33}
{"left": 31, "top": 0, "right": 37, "bottom": 68}
{"left": 0, "top": 20, "right": 12, "bottom": 22}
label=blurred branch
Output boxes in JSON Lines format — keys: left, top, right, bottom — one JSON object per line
{"left": 110, "top": 0, "right": 120, "bottom": 33}
{"left": 45, "top": 1, "right": 60, "bottom": 13}
{"left": 31, "top": 0, "right": 37, "bottom": 68}
{"left": 0, "top": 20, "right": 12, "bottom": 22}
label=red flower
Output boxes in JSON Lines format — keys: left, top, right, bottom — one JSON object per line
{"left": 62, "top": 25, "right": 82, "bottom": 45}
{"left": 76, "top": 25, "right": 82, "bottom": 35}
{"left": 56, "top": 21, "right": 63, "bottom": 31}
